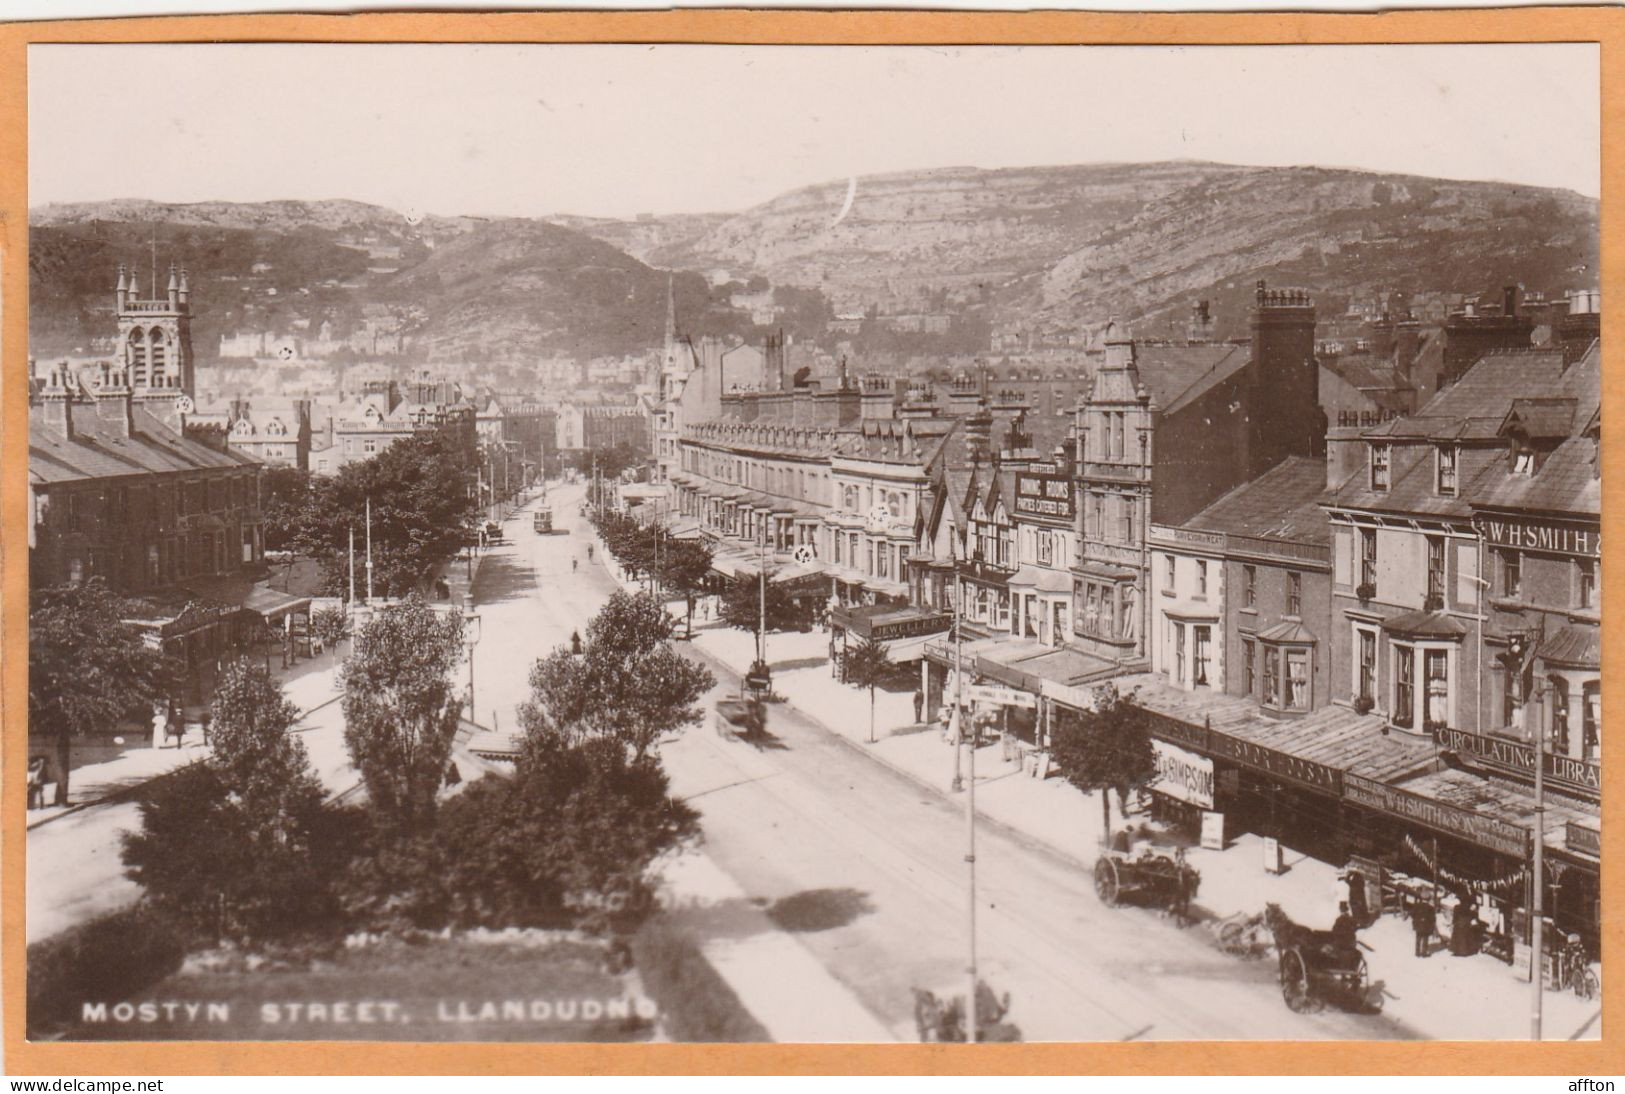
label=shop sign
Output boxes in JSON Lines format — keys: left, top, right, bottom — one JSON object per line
{"left": 1262, "top": 836, "right": 1283, "bottom": 875}
{"left": 1431, "top": 726, "right": 1601, "bottom": 799}
{"left": 1565, "top": 821, "right": 1601, "bottom": 859}
{"left": 1201, "top": 811, "right": 1226, "bottom": 851}
{"left": 967, "top": 684, "right": 1037, "bottom": 709}
{"left": 1343, "top": 773, "right": 1530, "bottom": 859}
{"left": 1145, "top": 710, "right": 1211, "bottom": 753}
{"left": 1014, "top": 472, "right": 1075, "bottom": 523}
{"left": 868, "top": 612, "right": 951, "bottom": 641}
{"left": 1204, "top": 732, "right": 1342, "bottom": 795}
{"left": 1151, "top": 739, "right": 1215, "bottom": 809}
{"left": 1478, "top": 516, "right": 1599, "bottom": 559}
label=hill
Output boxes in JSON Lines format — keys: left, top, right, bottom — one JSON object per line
{"left": 594, "top": 161, "right": 1598, "bottom": 339}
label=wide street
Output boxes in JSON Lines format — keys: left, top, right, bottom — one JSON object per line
{"left": 472, "top": 481, "right": 1417, "bottom": 1042}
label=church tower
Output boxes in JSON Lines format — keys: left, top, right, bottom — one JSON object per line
{"left": 116, "top": 261, "right": 195, "bottom": 432}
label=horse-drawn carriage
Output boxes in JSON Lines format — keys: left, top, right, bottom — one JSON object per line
{"left": 715, "top": 697, "right": 767, "bottom": 740}
{"left": 1093, "top": 846, "right": 1200, "bottom": 919}
{"left": 1265, "top": 903, "right": 1382, "bottom": 1014}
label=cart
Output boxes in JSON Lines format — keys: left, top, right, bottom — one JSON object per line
{"left": 1093, "top": 846, "right": 1200, "bottom": 918}
{"left": 715, "top": 697, "right": 766, "bottom": 740}
{"left": 1264, "top": 903, "right": 1382, "bottom": 1014}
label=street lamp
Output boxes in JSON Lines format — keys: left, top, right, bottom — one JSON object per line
{"left": 462, "top": 593, "right": 482, "bottom": 722}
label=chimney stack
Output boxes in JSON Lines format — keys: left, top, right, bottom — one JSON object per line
{"left": 94, "top": 364, "right": 134, "bottom": 439}
{"left": 40, "top": 364, "right": 74, "bottom": 438}
{"left": 1248, "top": 281, "right": 1321, "bottom": 477}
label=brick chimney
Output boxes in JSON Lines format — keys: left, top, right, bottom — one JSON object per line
{"left": 1558, "top": 289, "right": 1601, "bottom": 366}
{"left": 1441, "top": 286, "right": 1534, "bottom": 386}
{"left": 1247, "top": 281, "right": 1321, "bottom": 477}
{"left": 39, "top": 363, "right": 74, "bottom": 438}
{"left": 94, "top": 364, "right": 133, "bottom": 438}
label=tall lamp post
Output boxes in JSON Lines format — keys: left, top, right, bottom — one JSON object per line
{"left": 463, "top": 594, "right": 482, "bottom": 723}
{"left": 1531, "top": 676, "right": 1548, "bottom": 1041}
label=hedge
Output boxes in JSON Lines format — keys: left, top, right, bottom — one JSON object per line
{"left": 27, "top": 903, "right": 190, "bottom": 1038}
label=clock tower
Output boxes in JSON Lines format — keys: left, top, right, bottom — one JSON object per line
{"left": 116, "top": 262, "right": 195, "bottom": 432}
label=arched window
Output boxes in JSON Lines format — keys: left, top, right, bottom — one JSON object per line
{"left": 148, "top": 327, "right": 168, "bottom": 384}
{"left": 127, "top": 328, "right": 149, "bottom": 387}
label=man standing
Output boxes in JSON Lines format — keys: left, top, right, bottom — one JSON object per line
{"left": 912, "top": 688, "right": 924, "bottom": 724}
{"left": 1411, "top": 900, "right": 1436, "bottom": 958}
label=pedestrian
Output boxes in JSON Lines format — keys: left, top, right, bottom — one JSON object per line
{"left": 1411, "top": 899, "right": 1437, "bottom": 958}
{"left": 27, "top": 756, "right": 47, "bottom": 810}
{"left": 1346, "top": 870, "right": 1371, "bottom": 927}
{"left": 912, "top": 689, "right": 924, "bottom": 724}
{"left": 1332, "top": 901, "right": 1358, "bottom": 955}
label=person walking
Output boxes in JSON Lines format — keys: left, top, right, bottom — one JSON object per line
{"left": 27, "top": 756, "right": 47, "bottom": 810}
{"left": 1410, "top": 899, "right": 1437, "bottom": 958}
{"left": 1332, "top": 901, "right": 1358, "bottom": 957}
{"left": 1346, "top": 870, "right": 1371, "bottom": 927}
{"left": 912, "top": 689, "right": 924, "bottom": 724}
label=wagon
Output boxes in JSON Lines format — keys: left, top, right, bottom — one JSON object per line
{"left": 1093, "top": 847, "right": 1200, "bottom": 918}
{"left": 1264, "top": 903, "right": 1381, "bottom": 1014}
{"left": 715, "top": 697, "right": 766, "bottom": 739}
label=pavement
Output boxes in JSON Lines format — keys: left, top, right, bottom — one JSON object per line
{"left": 26, "top": 646, "right": 350, "bottom": 945}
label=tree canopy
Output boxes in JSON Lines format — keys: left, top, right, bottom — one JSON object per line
{"left": 719, "top": 572, "right": 810, "bottom": 637}
{"left": 521, "top": 591, "right": 714, "bottom": 762}
{"left": 29, "top": 579, "right": 175, "bottom": 805}
{"left": 1049, "top": 684, "right": 1156, "bottom": 841}
{"left": 340, "top": 597, "right": 467, "bottom": 837}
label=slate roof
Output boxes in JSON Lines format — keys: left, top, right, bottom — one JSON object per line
{"left": 31, "top": 403, "right": 258, "bottom": 486}
{"left": 1471, "top": 433, "right": 1600, "bottom": 518}
{"left": 1500, "top": 398, "right": 1578, "bottom": 441}
{"left": 1139, "top": 343, "right": 1250, "bottom": 413}
{"left": 1181, "top": 456, "right": 1331, "bottom": 545}
{"left": 1329, "top": 444, "right": 1502, "bottom": 519}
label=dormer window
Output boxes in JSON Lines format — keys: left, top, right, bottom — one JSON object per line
{"left": 1513, "top": 447, "right": 1535, "bottom": 476}
{"left": 1436, "top": 445, "right": 1458, "bottom": 495}
{"left": 1370, "top": 444, "right": 1391, "bottom": 491}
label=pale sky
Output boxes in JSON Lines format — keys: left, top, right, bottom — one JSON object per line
{"left": 29, "top": 43, "right": 1599, "bottom": 219}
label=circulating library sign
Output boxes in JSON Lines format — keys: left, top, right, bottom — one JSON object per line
{"left": 1431, "top": 726, "right": 1601, "bottom": 799}
{"left": 1343, "top": 774, "right": 1530, "bottom": 859}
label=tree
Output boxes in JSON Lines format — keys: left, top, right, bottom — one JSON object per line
{"left": 295, "top": 431, "right": 478, "bottom": 597}
{"left": 340, "top": 597, "right": 466, "bottom": 837}
{"left": 1048, "top": 684, "right": 1157, "bottom": 845}
{"left": 121, "top": 660, "right": 353, "bottom": 940}
{"left": 431, "top": 734, "right": 700, "bottom": 933}
{"left": 29, "top": 580, "right": 174, "bottom": 805}
{"left": 521, "top": 592, "right": 714, "bottom": 762}
{"left": 659, "top": 539, "right": 714, "bottom": 634}
{"left": 260, "top": 465, "right": 315, "bottom": 553}
{"left": 719, "top": 572, "right": 807, "bottom": 639}
{"left": 842, "top": 636, "right": 894, "bottom": 744}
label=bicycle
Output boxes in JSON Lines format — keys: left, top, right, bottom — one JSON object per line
{"left": 1554, "top": 935, "right": 1599, "bottom": 1001}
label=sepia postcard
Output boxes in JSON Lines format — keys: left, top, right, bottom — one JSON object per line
{"left": 2, "top": 8, "right": 1619, "bottom": 1077}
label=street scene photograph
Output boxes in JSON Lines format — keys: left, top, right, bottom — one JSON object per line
{"left": 22, "top": 40, "right": 1601, "bottom": 1045}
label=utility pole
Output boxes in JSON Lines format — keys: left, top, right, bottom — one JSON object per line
{"left": 1532, "top": 686, "right": 1547, "bottom": 1041}
{"left": 966, "top": 687, "right": 979, "bottom": 1045}
{"left": 365, "top": 497, "right": 374, "bottom": 602}
{"left": 758, "top": 527, "right": 767, "bottom": 667}
{"left": 348, "top": 525, "right": 356, "bottom": 617}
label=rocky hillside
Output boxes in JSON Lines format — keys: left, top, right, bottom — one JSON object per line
{"left": 602, "top": 161, "right": 1598, "bottom": 339}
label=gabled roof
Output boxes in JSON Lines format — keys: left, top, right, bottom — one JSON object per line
{"left": 1137, "top": 343, "right": 1250, "bottom": 412}
{"left": 1182, "top": 456, "right": 1330, "bottom": 545}
{"left": 31, "top": 403, "right": 258, "bottom": 485}
{"left": 1329, "top": 443, "right": 1502, "bottom": 519}
{"left": 1500, "top": 398, "right": 1578, "bottom": 441}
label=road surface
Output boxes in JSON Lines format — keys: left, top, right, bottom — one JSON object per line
{"left": 471, "top": 483, "right": 1417, "bottom": 1042}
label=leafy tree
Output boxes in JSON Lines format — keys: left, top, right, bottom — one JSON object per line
{"left": 121, "top": 660, "right": 354, "bottom": 940}
{"left": 659, "top": 539, "right": 714, "bottom": 634}
{"left": 295, "top": 431, "right": 478, "bottom": 597}
{"left": 340, "top": 597, "right": 466, "bottom": 837}
{"left": 842, "top": 636, "right": 894, "bottom": 744}
{"left": 1048, "top": 684, "right": 1156, "bottom": 845}
{"left": 29, "top": 580, "right": 174, "bottom": 805}
{"left": 431, "top": 734, "right": 700, "bottom": 933}
{"left": 521, "top": 592, "right": 713, "bottom": 762}
{"left": 309, "top": 606, "right": 349, "bottom": 650}
{"left": 260, "top": 465, "right": 315, "bottom": 552}
{"left": 719, "top": 572, "right": 808, "bottom": 638}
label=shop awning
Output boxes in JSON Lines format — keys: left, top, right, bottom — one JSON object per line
{"left": 666, "top": 517, "right": 703, "bottom": 540}
{"left": 1007, "top": 565, "right": 1073, "bottom": 594}
{"left": 770, "top": 561, "right": 828, "bottom": 586}
{"left": 974, "top": 638, "right": 1051, "bottom": 692}
{"left": 1538, "top": 624, "right": 1600, "bottom": 670}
